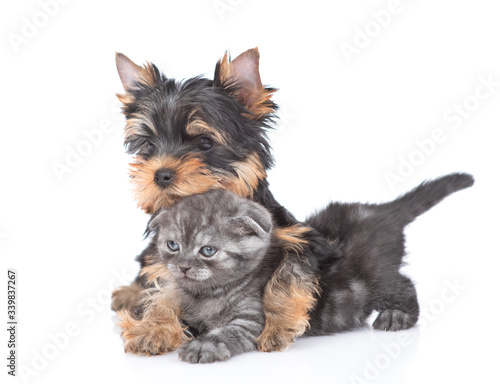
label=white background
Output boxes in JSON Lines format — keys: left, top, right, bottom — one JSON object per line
{"left": 1, "top": 1, "right": 499, "bottom": 383}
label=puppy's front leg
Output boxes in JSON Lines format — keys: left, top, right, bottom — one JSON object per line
{"left": 118, "top": 288, "right": 189, "bottom": 356}
{"left": 256, "top": 225, "right": 321, "bottom": 352}
{"left": 257, "top": 254, "right": 320, "bottom": 352}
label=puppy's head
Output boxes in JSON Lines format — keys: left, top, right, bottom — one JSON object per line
{"left": 115, "top": 48, "right": 277, "bottom": 213}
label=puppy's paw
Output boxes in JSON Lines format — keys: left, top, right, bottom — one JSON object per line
{"left": 123, "top": 329, "right": 174, "bottom": 356}
{"left": 178, "top": 338, "right": 231, "bottom": 363}
{"left": 256, "top": 326, "right": 295, "bottom": 352}
{"left": 117, "top": 309, "right": 187, "bottom": 356}
{"left": 373, "top": 309, "right": 416, "bottom": 331}
{"left": 111, "top": 283, "right": 142, "bottom": 312}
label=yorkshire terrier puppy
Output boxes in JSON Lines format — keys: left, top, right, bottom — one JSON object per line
{"left": 111, "top": 48, "right": 340, "bottom": 353}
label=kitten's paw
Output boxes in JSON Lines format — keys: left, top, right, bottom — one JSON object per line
{"left": 111, "top": 283, "right": 142, "bottom": 312}
{"left": 118, "top": 309, "right": 187, "bottom": 356}
{"left": 178, "top": 338, "right": 231, "bottom": 363}
{"left": 373, "top": 309, "right": 416, "bottom": 331}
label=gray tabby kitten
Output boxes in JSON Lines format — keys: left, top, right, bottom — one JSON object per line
{"left": 148, "top": 189, "right": 280, "bottom": 363}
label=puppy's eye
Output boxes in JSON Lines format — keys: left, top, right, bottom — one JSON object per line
{"left": 199, "top": 246, "right": 217, "bottom": 257}
{"left": 147, "top": 142, "right": 156, "bottom": 152}
{"left": 167, "top": 241, "right": 180, "bottom": 251}
{"left": 198, "top": 137, "right": 213, "bottom": 151}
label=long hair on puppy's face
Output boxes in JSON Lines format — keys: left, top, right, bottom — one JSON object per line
{"left": 115, "top": 49, "right": 277, "bottom": 213}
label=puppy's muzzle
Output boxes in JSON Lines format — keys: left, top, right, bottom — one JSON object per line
{"left": 154, "top": 168, "right": 176, "bottom": 189}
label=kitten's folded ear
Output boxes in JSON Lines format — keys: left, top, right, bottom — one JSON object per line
{"left": 147, "top": 209, "right": 169, "bottom": 234}
{"left": 232, "top": 203, "right": 273, "bottom": 240}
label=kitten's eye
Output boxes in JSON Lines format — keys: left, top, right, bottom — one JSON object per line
{"left": 199, "top": 246, "right": 217, "bottom": 257}
{"left": 198, "top": 137, "right": 213, "bottom": 151}
{"left": 167, "top": 241, "right": 180, "bottom": 251}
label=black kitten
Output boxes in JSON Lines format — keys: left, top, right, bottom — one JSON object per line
{"left": 305, "top": 173, "right": 474, "bottom": 334}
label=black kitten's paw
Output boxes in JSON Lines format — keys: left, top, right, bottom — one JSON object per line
{"left": 178, "top": 338, "right": 231, "bottom": 363}
{"left": 373, "top": 309, "right": 416, "bottom": 331}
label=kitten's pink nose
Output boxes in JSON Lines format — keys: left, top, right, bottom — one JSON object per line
{"left": 179, "top": 266, "right": 191, "bottom": 274}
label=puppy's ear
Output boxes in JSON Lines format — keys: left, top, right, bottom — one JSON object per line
{"left": 116, "top": 52, "right": 143, "bottom": 91}
{"left": 214, "top": 48, "right": 276, "bottom": 119}
{"left": 231, "top": 203, "right": 273, "bottom": 240}
{"left": 116, "top": 52, "right": 158, "bottom": 95}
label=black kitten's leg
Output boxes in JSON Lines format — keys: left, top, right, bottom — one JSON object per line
{"left": 372, "top": 274, "right": 419, "bottom": 331}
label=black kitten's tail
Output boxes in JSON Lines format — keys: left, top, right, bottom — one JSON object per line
{"left": 385, "top": 173, "right": 474, "bottom": 225}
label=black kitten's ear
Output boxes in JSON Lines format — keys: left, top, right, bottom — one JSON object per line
{"left": 214, "top": 48, "right": 276, "bottom": 119}
{"left": 232, "top": 204, "right": 273, "bottom": 240}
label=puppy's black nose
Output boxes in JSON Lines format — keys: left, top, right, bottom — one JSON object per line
{"left": 154, "top": 168, "right": 175, "bottom": 189}
{"left": 179, "top": 266, "right": 191, "bottom": 274}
